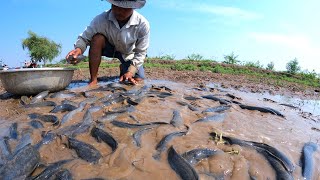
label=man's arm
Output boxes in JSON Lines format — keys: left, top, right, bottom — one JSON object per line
{"left": 128, "top": 22, "right": 150, "bottom": 74}
{"left": 74, "top": 12, "right": 106, "bottom": 53}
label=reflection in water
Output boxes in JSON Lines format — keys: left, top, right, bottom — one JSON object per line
{"left": 0, "top": 80, "right": 319, "bottom": 179}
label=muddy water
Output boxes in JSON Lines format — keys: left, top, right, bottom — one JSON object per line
{"left": 0, "top": 79, "right": 319, "bottom": 180}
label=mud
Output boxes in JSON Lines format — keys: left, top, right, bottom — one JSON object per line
{"left": 0, "top": 68, "right": 319, "bottom": 180}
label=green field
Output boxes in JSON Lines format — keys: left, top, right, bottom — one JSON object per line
{"left": 48, "top": 58, "right": 320, "bottom": 88}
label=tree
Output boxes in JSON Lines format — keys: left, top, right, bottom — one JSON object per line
{"left": 223, "top": 52, "right": 240, "bottom": 64}
{"left": 244, "top": 60, "right": 263, "bottom": 69}
{"left": 186, "top": 53, "right": 203, "bottom": 61}
{"left": 22, "top": 31, "right": 61, "bottom": 65}
{"left": 286, "top": 58, "right": 300, "bottom": 74}
{"left": 266, "top": 61, "right": 275, "bottom": 71}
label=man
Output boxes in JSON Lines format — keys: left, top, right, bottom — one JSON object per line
{"left": 66, "top": 0, "right": 149, "bottom": 85}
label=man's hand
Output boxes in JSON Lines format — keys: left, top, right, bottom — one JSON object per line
{"left": 119, "top": 72, "right": 137, "bottom": 85}
{"left": 66, "top": 48, "right": 82, "bottom": 64}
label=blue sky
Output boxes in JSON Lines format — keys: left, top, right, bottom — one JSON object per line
{"left": 1, "top": 0, "right": 319, "bottom": 73}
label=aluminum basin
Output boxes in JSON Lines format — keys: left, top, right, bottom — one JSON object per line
{"left": 0, "top": 68, "right": 75, "bottom": 95}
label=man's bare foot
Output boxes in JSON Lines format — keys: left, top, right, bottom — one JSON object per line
{"left": 88, "top": 80, "right": 98, "bottom": 87}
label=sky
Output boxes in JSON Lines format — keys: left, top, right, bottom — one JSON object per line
{"left": 1, "top": 0, "right": 320, "bottom": 73}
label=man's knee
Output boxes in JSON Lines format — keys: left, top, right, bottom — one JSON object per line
{"left": 90, "top": 34, "right": 106, "bottom": 48}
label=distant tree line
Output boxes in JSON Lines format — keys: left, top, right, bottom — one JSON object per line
{"left": 19, "top": 31, "right": 319, "bottom": 79}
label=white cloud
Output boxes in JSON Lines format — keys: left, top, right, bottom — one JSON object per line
{"left": 150, "top": 0, "right": 261, "bottom": 20}
{"left": 250, "top": 32, "right": 318, "bottom": 54}
{"left": 250, "top": 32, "right": 320, "bottom": 72}
{"left": 195, "top": 4, "right": 261, "bottom": 20}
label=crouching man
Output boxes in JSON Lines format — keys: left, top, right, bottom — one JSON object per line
{"left": 66, "top": 0, "right": 149, "bottom": 85}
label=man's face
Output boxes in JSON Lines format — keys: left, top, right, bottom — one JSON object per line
{"left": 111, "top": 5, "right": 133, "bottom": 21}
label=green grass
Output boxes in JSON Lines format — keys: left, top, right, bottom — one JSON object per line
{"left": 46, "top": 58, "right": 320, "bottom": 88}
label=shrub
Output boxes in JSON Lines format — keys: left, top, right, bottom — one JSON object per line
{"left": 286, "top": 58, "right": 301, "bottom": 74}
{"left": 186, "top": 53, "right": 203, "bottom": 61}
{"left": 223, "top": 52, "right": 240, "bottom": 64}
{"left": 158, "top": 54, "right": 175, "bottom": 60}
{"left": 266, "top": 62, "right": 275, "bottom": 71}
{"left": 244, "top": 61, "right": 263, "bottom": 69}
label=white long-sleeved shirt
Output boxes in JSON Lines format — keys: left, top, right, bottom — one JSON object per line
{"left": 74, "top": 10, "right": 150, "bottom": 69}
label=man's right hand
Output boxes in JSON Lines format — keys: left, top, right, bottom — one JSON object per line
{"left": 66, "top": 48, "right": 82, "bottom": 64}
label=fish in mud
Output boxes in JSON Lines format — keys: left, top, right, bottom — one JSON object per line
{"left": 153, "top": 131, "right": 187, "bottom": 160}
{"left": 184, "top": 96, "right": 201, "bottom": 101}
{"left": 193, "top": 113, "right": 226, "bottom": 124}
{"left": 50, "top": 91, "right": 78, "bottom": 99}
{"left": 62, "top": 99, "right": 78, "bottom": 107}
{"left": 209, "top": 132, "right": 295, "bottom": 174}
{"left": 58, "top": 111, "right": 93, "bottom": 137}
{"left": 9, "top": 122, "right": 18, "bottom": 140}
{"left": 31, "top": 159, "right": 72, "bottom": 180}
{"left": 13, "top": 133, "right": 32, "bottom": 154}
{"left": 239, "top": 104, "right": 285, "bottom": 118}
{"left": 88, "top": 105, "right": 103, "bottom": 113}
{"left": 133, "top": 127, "right": 153, "bottom": 147}
{"left": 100, "top": 94, "right": 126, "bottom": 106}
{"left": 97, "top": 113, "right": 121, "bottom": 122}
{"left": 105, "top": 105, "right": 135, "bottom": 114}
{"left": 0, "top": 137, "right": 11, "bottom": 163}
{"left": 167, "top": 146, "right": 199, "bottom": 180}
{"left": 201, "top": 95, "right": 231, "bottom": 105}
{"left": 28, "top": 113, "right": 59, "bottom": 126}
{"left": 258, "top": 149, "right": 293, "bottom": 180}
{"left": 181, "top": 148, "right": 221, "bottom": 166}
{"left": 54, "top": 169, "right": 73, "bottom": 180}
{"left": 91, "top": 127, "right": 118, "bottom": 152}
{"left": 170, "top": 109, "right": 183, "bottom": 127}
{"left": 24, "top": 101, "right": 57, "bottom": 108}
{"left": 68, "top": 137, "right": 102, "bottom": 163}
{"left": 176, "top": 101, "right": 199, "bottom": 111}
{"left": 50, "top": 104, "right": 78, "bottom": 113}
{"left": 34, "top": 132, "right": 57, "bottom": 150}
{"left": 30, "top": 90, "right": 49, "bottom": 104}
{"left": 111, "top": 120, "right": 168, "bottom": 129}
{"left": 29, "top": 120, "right": 44, "bottom": 129}
{"left": 60, "top": 103, "right": 86, "bottom": 125}
{"left": 301, "top": 142, "right": 318, "bottom": 180}
{"left": 249, "top": 141, "right": 295, "bottom": 173}
{"left": 147, "top": 91, "right": 173, "bottom": 98}
{"left": 57, "top": 123, "right": 90, "bottom": 137}
{"left": 202, "top": 105, "right": 231, "bottom": 113}
{"left": 0, "top": 145, "right": 40, "bottom": 180}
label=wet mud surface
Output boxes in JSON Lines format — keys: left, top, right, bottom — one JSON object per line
{"left": 71, "top": 67, "right": 320, "bottom": 100}
{"left": 0, "top": 68, "right": 319, "bottom": 179}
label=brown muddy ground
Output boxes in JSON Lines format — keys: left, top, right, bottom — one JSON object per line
{"left": 72, "top": 67, "right": 320, "bottom": 100}
{"left": 0, "top": 68, "right": 319, "bottom": 180}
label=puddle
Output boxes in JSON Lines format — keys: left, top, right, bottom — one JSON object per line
{"left": 0, "top": 79, "right": 319, "bottom": 179}
{"left": 207, "top": 82, "right": 320, "bottom": 117}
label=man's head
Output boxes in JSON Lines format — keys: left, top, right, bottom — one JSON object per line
{"left": 106, "top": 0, "right": 146, "bottom": 9}
{"left": 111, "top": 4, "right": 133, "bottom": 21}
{"left": 107, "top": 0, "right": 146, "bottom": 21}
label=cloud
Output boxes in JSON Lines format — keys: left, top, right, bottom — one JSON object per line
{"left": 194, "top": 4, "right": 261, "bottom": 20}
{"left": 150, "top": 0, "right": 262, "bottom": 20}
{"left": 250, "top": 32, "right": 320, "bottom": 72}
{"left": 250, "top": 32, "right": 317, "bottom": 53}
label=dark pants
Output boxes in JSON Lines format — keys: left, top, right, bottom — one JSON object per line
{"left": 102, "top": 40, "right": 145, "bottom": 79}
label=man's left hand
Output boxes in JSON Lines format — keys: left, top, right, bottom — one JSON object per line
{"left": 119, "top": 72, "right": 137, "bottom": 85}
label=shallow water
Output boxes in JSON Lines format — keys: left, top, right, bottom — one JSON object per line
{"left": 207, "top": 82, "right": 320, "bottom": 117}
{"left": 0, "top": 79, "right": 319, "bottom": 179}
